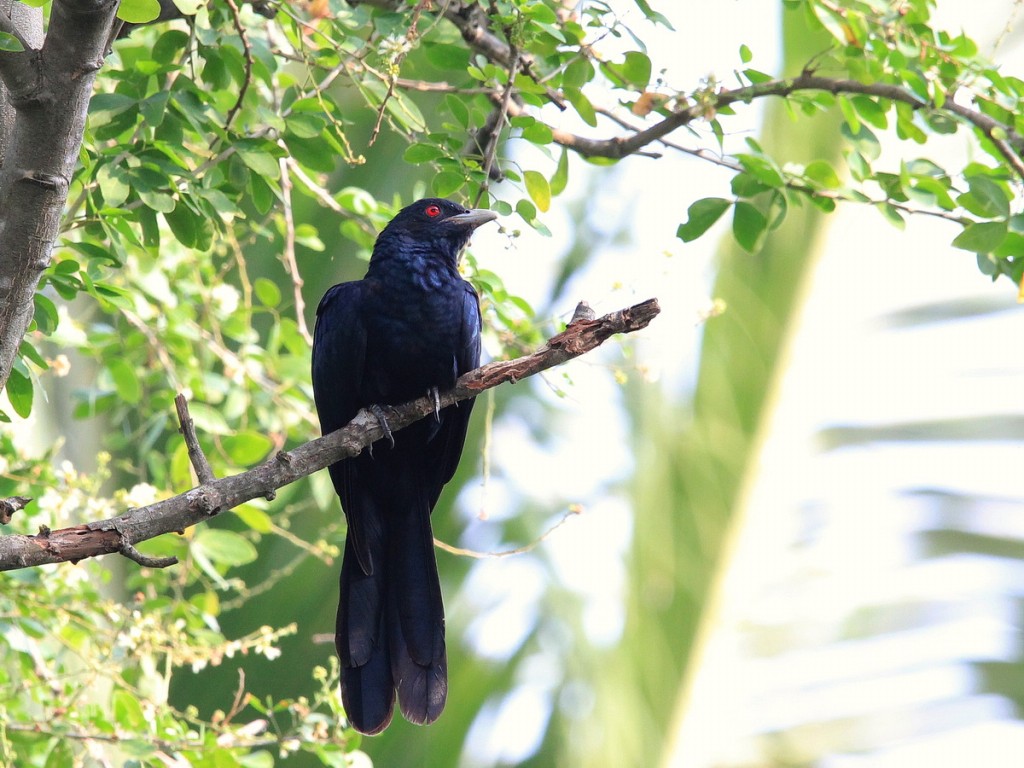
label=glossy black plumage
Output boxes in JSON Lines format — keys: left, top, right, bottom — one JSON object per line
{"left": 311, "top": 198, "right": 495, "bottom": 734}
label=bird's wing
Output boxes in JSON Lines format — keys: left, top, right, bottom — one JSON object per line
{"left": 311, "top": 281, "right": 379, "bottom": 573}
{"left": 426, "top": 282, "right": 482, "bottom": 504}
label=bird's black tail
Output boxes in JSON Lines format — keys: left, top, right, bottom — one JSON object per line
{"left": 335, "top": 472, "right": 446, "bottom": 734}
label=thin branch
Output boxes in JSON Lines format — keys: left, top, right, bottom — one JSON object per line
{"left": 474, "top": 50, "right": 520, "bottom": 203}
{"left": 278, "top": 157, "right": 312, "bottom": 345}
{"left": 506, "top": 73, "right": 1024, "bottom": 182}
{"left": 434, "top": 505, "right": 581, "bottom": 559}
{"left": 285, "top": 155, "right": 345, "bottom": 213}
{"left": 174, "top": 393, "right": 216, "bottom": 484}
{"left": 0, "top": 298, "right": 660, "bottom": 572}
{"left": 603, "top": 121, "right": 971, "bottom": 227}
{"left": 0, "top": 496, "right": 31, "bottom": 525}
{"left": 120, "top": 541, "right": 178, "bottom": 568}
{"left": 223, "top": 0, "right": 254, "bottom": 131}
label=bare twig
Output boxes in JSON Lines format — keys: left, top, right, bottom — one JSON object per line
{"left": 174, "top": 393, "right": 216, "bottom": 485}
{"left": 278, "top": 157, "right": 312, "bottom": 344}
{"left": 223, "top": 0, "right": 253, "bottom": 131}
{"left": 0, "top": 298, "right": 660, "bottom": 572}
{"left": 434, "top": 505, "right": 581, "bottom": 559}
{"left": 0, "top": 496, "right": 31, "bottom": 525}
{"left": 516, "top": 73, "right": 1024, "bottom": 181}
{"left": 474, "top": 49, "right": 521, "bottom": 205}
{"left": 120, "top": 541, "right": 178, "bottom": 568}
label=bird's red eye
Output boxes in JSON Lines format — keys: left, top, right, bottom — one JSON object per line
{"left": 425, "top": 204, "right": 442, "bottom": 218}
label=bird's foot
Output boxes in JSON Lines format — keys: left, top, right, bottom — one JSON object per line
{"left": 428, "top": 387, "right": 441, "bottom": 422}
{"left": 368, "top": 404, "right": 395, "bottom": 453}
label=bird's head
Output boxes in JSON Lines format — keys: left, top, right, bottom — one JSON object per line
{"left": 374, "top": 198, "right": 498, "bottom": 264}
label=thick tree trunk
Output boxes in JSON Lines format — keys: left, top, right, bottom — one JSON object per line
{"left": 0, "top": 0, "right": 118, "bottom": 392}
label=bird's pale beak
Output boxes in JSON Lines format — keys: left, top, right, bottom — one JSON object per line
{"left": 446, "top": 209, "right": 498, "bottom": 230}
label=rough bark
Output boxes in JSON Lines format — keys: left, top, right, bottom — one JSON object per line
{"left": 0, "top": 0, "right": 119, "bottom": 392}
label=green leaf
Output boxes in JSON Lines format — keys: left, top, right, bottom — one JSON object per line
{"left": 951, "top": 221, "right": 1008, "bottom": 253}
{"left": 140, "top": 91, "right": 171, "bottom": 127}
{"left": 138, "top": 188, "right": 175, "bottom": 214}
{"left": 731, "top": 172, "right": 770, "bottom": 198}
{"left": 607, "top": 51, "right": 652, "bottom": 90}
{"left": 850, "top": 96, "right": 888, "bottom": 129}
{"left": 976, "top": 252, "right": 999, "bottom": 276}
{"left": 0, "top": 32, "right": 24, "bottom": 52}
{"left": 5, "top": 366, "right": 32, "bottom": 419}
{"left": 254, "top": 277, "right": 281, "bottom": 307}
{"left": 44, "top": 741, "right": 74, "bottom": 768}
{"left": 566, "top": 89, "right": 598, "bottom": 127}
{"left": 221, "top": 432, "right": 274, "bottom": 465}
{"left": 960, "top": 175, "right": 1010, "bottom": 218}
{"left": 89, "top": 93, "right": 137, "bottom": 128}
{"left": 113, "top": 690, "right": 147, "bottom": 731}
{"left": 286, "top": 113, "right": 325, "bottom": 139}
{"left": 19, "top": 340, "right": 47, "bottom": 370}
{"left": 384, "top": 91, "right": 426, "bottom": 133}
{"left": 237, "top": 146, "right": 281, "bottom": 180}
{"left": 878, "top": 202, "right": 906, "bottom": 229}
{"left": 732, "top": 201, "right": 767, "bottom": 253}
{"left": 735, "top": 153, "right": 784, "bottom": 188}
{"left": 563, "top": 57, "right": 594, "bottom": 90}
{"left": 193, "top": 529, "right": 258, "bottom": 568}
{"left": 522, "top": 1, "right": 557, "bottom": 24}
{"left": 117, "top": 0, "right": 161, "bottom": 23}
{"left": 33, "top": 293, "right": 59, "bottom": 335}
{"left": 524, "top": 170, "right": 551, "bottom": 212}
{"left": 107, "top": 357, "right": 142, "bottom": 404}
{"left": 445, "top": 94, "right": 470, "bottom": 128}
{"left": 676, "top": 197, "right": 731, "bottom": 242}
{"left": 633, "top": 0, "right": 674, "bottom": 28}
{"left": 164, "top": 204, "right": 209, "bottom": 250}
{"left": 188, "top": 403, "right": 231, "bottom": 435}
{"left": 171, "top": 0, "right": 204, "bottom": 14}
{"left": 432, "top": 171, "right": 464, "bottom": 197}
{"left": 234, "top": 504, "right": 274, "bottom": 534}
{"left": 424, "top": 42, "right": 471, "bottom": 71}
{"left": 521, "top": 121, "right": 553, "bottom": 145}
{"left": 550, "top": 148, "right": 569, "bottom": 197}
{"left": 804, "top": 159, "right": 841, "bottom": 188}
{"left": 152, "top": 30, "right": 190, "bottom": 63}
{"left": 97, "top": 164, "right": 130, "bottom": 207}
{"left": 739, "top": 44, "right": 752, "bottom": 63}
{"left": 403, "top": 143, "right": 444, "bottom": 164}
{"left": 249, "top": 174, "right": 275, "bottom": 215}
{"left": 841, "top": 122, "right": 881, "bottom": 161}
{"left": 516, "top": 198, "right": 538, "bottom": 223}
{"left": 838, "top": 96, "right": 860, "bottom": 133}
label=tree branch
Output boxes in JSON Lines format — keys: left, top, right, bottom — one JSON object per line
{"left": 0, "top": 298, "right": 660, "bottom": 572}
{"left": 507, "top": 72, "right": 1024, "bottom": 181}
{"left": 175, "top": 393, "right": 216, "bottom": 485}
{"left": 0, "top": 496, "right": 31, "bottom": 524}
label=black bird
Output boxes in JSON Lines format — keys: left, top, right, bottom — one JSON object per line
{"left": 311, "top": 198, "right": 497, "bottom": 734}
